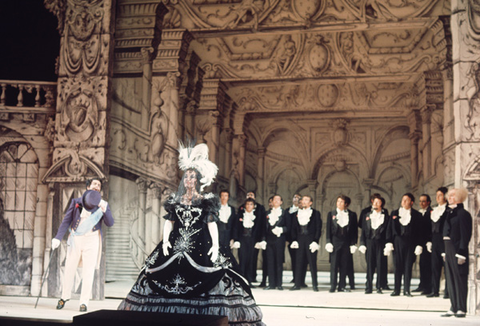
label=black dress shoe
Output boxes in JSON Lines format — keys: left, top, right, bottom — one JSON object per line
{"left": 277, "top": 286, "right": 284, "bottom": 290}
{"left": 404, "top": 292, "right": 413, "bottom": 297}
{"left": 263, "top": 286, "right": 275, "bottom": 290}
{"left": 290, "top": 286, "right": 301, "bottom": 291}
{"left": 421, "top": 291, "right": 432, "bottom": 295}
{"left": 56, "top": 299, "right": 68, "bottom": 310}
{"left": 384, "top": 285, "right": 391, "bottom": 290}
{"left": 426, "top": 293, "right": 439, "bottom": 298}
{"left": 441, "top": 311, "right": 454, "bottom": 317}
{"left": 339, "top": 288, "right": 350, "bottom": 292}
{"left": 443, "top": 294, "right": 449, "bottom": 299}
{"left": 365, "top": 289, "right": 372, "bottom": 294}
{"left": 455, "top": 311, "right": 466, "bottom": 318}
{"left": 301, "top": 283, "right": 308, "bottom": 288}
{"left": 329, "top": 288, "right": 335, "bottom": 293}
{"left": 290, "top": 279, "right": 295, "bottom": 283}
{"left": 376, "top": 288, "right": 383, "bottom": 294}
{"left": 390, "top": 291, "right": 400, "bottom": 296}
{"left": 313, "top": 286, "right": 319, "bottom": 292}
{"left": 259, "top": 282, "right": 266, "bottom": 287}
{"left": 79, "top": 304, "right": 87, "bottom": 312}
{"left": 412, "top": 287, "right": 423, "bottom": 292}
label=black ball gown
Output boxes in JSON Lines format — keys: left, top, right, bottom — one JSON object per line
{"left": 118, "top": 193, "right": 265, "bottom": 326}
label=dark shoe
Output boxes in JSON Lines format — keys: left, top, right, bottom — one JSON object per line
{"left": 339, "top": 288, "right": 350, "bottom": 292}
{"left": 426, "top": 293, "right": 439, "bottom": 298}
{"left": 301, "top": 283, "right": 308, "bottom": 288}
{"left": 56, "top": 299, "right": 68, "bottom": 310}
{"left": 384, "top": 285, "right": 391, "bottom": 290}
{"left": 329, "top": 288, "right": 335, "bottom": 293}
{"left": 79, "top": 304, "right": 87, "bottom": 312}
{"left": 390, "top": 291, "right": 400, "bottom": 296}
{"left": 455, "top": 311, "right": 466, "bottom": 318}
{"left": 290, "top": 286, "right": 301, "bottom": 291}
{"left": 376, "top": 288, "right": 383, "bottom": 294}
{"left": 365, "top": 289, "right": 372, "bottom": 294}
{"left": 443, "top": 294, "right": 449, "bottom": 299}
{"left": 290, "top": 279, "right": 295, "bottom": 283}
{"left": 441, "top": 311, "right": 454, "bottom": 317}
{"left": 258, "top": 282, "right": 266, "bottom": 287}
{"left": 404, "top": 292, "right": 413, "bottom": 297}
{"left": 421, "top": 291, "right": 432, "bottom": 295}
{"left": 263, "top": 286, "right": 275, "bottom": 290}
{"left": 412, "top": 287, "right": 423, "bottom": 293}
{"left": 277, "top": 286, "right": 284, "bottom": 291}
{"left": 350, "top": 286, "right": 356, "bottom": 290}
{"left": 313, "top": 286, "right": 319, "bottom": 292}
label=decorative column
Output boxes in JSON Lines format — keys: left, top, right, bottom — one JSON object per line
{"left": 237, "top": 134, "right": 248, "bottom": 187}
{"left": 136, "top": 178, "right": 149, "bottom": 251}
{"left": 257, "top": 147, "right": 266, "bottom": 204}
{"left": 141, "top": 47, "right": 154, "bottom": 130}
{"left": 420, "top": 105, "right": 434, "bottom": 180}
{"left": 43, "top": 0, "right": 116, "bottom": 300}
{"left": 150, "top": 183, "right": 164, "bottom": 252}
{"left": 307, "top": 179, "right": 318, "bottom": 207}
{"left": 407, "top": 110, "right": 422, "bottom": 189}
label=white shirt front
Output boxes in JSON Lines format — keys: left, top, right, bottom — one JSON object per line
{"left": 243, "top": 211, "right": 256, "bottom": 228}
{"left": 298, "top": 208, "right": 313, "bottom": 226}
{"left": 336, "top": 208, "right": 349, "bottom": 228}
{"left": 370, "top": 210, "right": 385, "bottom": 230}
{"left": 219, "top": 204, "right": 231, "bottom": 223}
{"left": 269, "top": 207, "right": 282, "bottom": 226}
{"left": 431, "top": 203, "right": 446, "bottom": 223}
{"left": 398, "top": 207, "right": 411, "bottom": 226}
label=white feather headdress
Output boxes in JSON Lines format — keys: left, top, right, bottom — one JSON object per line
{"left": 178, "top": 141, "right": 218, "bottom": 191}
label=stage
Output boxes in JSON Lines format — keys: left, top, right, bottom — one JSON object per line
{"left": 1, "top": 272, "right": 478, "bottom": 325}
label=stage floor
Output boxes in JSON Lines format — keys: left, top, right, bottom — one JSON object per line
{"left": 1, "top": 272, "right": 478, "bottom": 325}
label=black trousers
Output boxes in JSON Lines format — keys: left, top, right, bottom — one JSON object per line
{"left": 239, "top": 236, "right": 255, "bottom": 283}
{"left": 365, "top": 238, "right": 385, "bottom": 291}
{"left": 393, "top": 236, "right": 415, "bottom": 293}
{"left": 330, "top": 240, "right": 349, "bottom": 291}
{"left": 444, "top": 240, "right": 468, "bottom": 313}
{"left": 266, "top": 237, "right": 285, "bottom": 287}
{"left": 288, "top": 245, "right": 297, "bottom": 282}
{"left": 294, "top": 235, "right": 318, "bottom": 287}
{"left": 431, "top": 233, "right": 448, "bottom": 295}
{"left": 418, "top": 245, "right": 432, "bottom": 292}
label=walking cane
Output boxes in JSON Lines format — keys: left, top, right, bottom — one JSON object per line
{"left": 34, "top": 248, "right": 55, "bottom": 309}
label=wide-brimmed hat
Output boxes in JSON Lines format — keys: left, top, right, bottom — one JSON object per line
{"left": 81, "top": 190, "right": 101, "bottom": 212}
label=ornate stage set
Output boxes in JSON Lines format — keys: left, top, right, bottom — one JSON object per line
{"left": 0, "top": 0, "right": 479, "bottom": 316}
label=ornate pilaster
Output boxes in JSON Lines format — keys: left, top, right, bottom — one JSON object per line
{"left": 150, "top": 183, "right": 165, "bottom": 253}
{"left": 257, "top": 147, "right": 266, "bottom": 204}
{"left": 43, "top": 0, "right": 117, "bottom": 300}
{"left": 136, "top": 177, "right": 149, "bottom": 252}
{"left": 420, "top": 104, "right": 434, "bottom": 180}
{"left": 407, "top": 110, "right": 422, "bottom": 189}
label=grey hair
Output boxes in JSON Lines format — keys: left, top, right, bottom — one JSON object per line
{"left": 449, "top": 188, "right": 468, "bottom": 203}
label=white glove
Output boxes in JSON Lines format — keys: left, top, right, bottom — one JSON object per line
{"left": 426, "top": 242, "right": 432, "bottom": 253}
{"left": 272, "top": 226, "right": 283, "bottom": 237}
{"left": 325, "top": 243, "right": 334, "bottom": 253}
{"left": 383, "top": 243, "right": 394, "bottom": 256}
{"left": 207, "top": 244, "right": 219, "bottom": 263}
{"left": 350, "top": 245, "right": 357, "bottom": 254}
{"left": 231, "top": 241, "right": 241, "bottom": 249}
{"left": 255, "top": 241, "right": 267, "bottom": 250}
{"left": 290, "top": 241, "right": 299, "bottom": 249}
{"left": 51, "top": 238, "right": 60, "bottom": 250}
{"left": 414, "top": 245, "right": 423, "bottom": 256}
{"left": 99, "top": 199, "right": 108, "bottom": 213}
{"left": 162, "top": 241, "right": 172, "bottom": 256}
{"left": 309, "top": 242, "right": 320, "bottom": 253}
{"left": 358, "top": 245, "right": 367, "bottom": 254}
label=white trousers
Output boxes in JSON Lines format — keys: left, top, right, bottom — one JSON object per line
{"left": 62, "top": 230, "right": 100, "bottom": 306}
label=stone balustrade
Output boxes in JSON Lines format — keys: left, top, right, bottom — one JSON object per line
{"left": 0, "top": 80, "right": 56, "bottom": 111}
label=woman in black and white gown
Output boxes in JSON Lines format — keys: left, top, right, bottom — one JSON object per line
{"left": 118, "top": 143, "right": 264, "bottom": 326}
